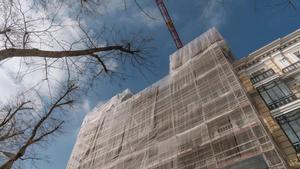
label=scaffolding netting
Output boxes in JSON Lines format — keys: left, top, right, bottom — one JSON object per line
{"left": 67, "top": 28, "right": 287, "bottom": 169}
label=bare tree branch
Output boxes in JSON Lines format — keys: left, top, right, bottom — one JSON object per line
{"left": 0, "top": 45, "right": 140, "bottom": 61}
{"left": 0, "top": 101, "right": 31, "bottom": 128}
{"left": 0, "top": 28, "right": 12, "bottom": 35}
{"left": 0, "top": 84, "right": 77, "bottom": 169}
{"left": 287, "top": 0, "right": 296, "bottom": 10}
{"left": 90, "top": 54, "right": 108, "bottom": 73}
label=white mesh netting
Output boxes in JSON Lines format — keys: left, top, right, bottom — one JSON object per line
{"left": 67, "top": 28, "right": 287, "bottom": 169}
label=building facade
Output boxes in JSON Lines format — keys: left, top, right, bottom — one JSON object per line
{"left": 67, "top": 28, "right": 289, "bottom": 169}
{"left": 234, "top": 29, "right": 300, "bottom": 168}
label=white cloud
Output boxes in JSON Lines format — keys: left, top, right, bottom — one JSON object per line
{"left": 81, "top": 98, "right": 91, "bottom": 113}
{"left": 0, "top": 0, "right": 82, "bottom": 101}
{"left": 0, "top": 0, "right": 163, "bottom": 102}
{"left": 0, "top": 57, "right": 68, "bottom": 100}
{"left": 197, "top": 0, "right": 227, "bottom": 28}
{"left": 104, "top": 58, "right": 118, "bottom": 71}
{"left": 99, "top": 0, "right": 163, "bottom": 29}
{"left": 0, "top": 66, "right": 17, "bottom": 101}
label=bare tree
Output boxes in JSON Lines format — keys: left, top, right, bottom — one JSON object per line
{"left": 0, "top": 0, "right": 153, "bottom": 95}
{"left": 2, "top": 0, "right": 296, "bottom": 168}
{"left": 0, "top": 0, "right": 154, "bottom": 168}
{"left": 0, "top": 83, "right": 78, "bottom": 169}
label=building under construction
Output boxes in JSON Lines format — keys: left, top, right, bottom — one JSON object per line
{"left": 234, "top": 28, "right": 300, "bottom": 168}
{"left": 67, "top": 28, "right": 289, "bottom": 169}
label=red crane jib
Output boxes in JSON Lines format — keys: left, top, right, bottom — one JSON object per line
{"left": 156, "top": 0, "right": 184, "bottom": 49}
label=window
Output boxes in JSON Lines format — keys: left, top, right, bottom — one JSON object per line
{"left": 257, "top": 80, "right": 296, "bottom": 110}
{"left": 250, "top": 69, "right": 275, "bottom": 84}
{"left": 251, "top": 68, "right": 265, "bottom": 77}
{"left": 280, "top": 58, "right": 290, "bottom": 67}
{"left": 294, "top": 51, "right": 300, "bottom": 59}
{"left": 276, "top": 109, "right": 300, "bottom": 153}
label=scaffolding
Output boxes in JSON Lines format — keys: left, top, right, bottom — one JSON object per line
{"left": 67, "top": 28, "right": 287, "bottom": 169}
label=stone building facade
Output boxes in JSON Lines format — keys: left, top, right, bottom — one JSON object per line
{"left": 234, "top": 28, "right": 300, "bottom": 168}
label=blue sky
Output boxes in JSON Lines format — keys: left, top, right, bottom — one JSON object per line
{"left": 26, "top": 0, "right": 300, "bottom": 168}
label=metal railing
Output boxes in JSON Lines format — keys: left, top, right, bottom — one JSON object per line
{"left": 293, "top": 142, "right": 300, "bottom": 153}
{"left": 250, "top": 69, "right": 276, "bottom": 84}
{"left": 282, "top": 61, "right": 300, "bottom": 74}
{"left": 267, "top": 94, "right": 297, "bottom": 110}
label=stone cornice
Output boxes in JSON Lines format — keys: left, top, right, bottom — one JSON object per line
{"left": 234, "top": 28, "right": 300, "bottom": 71}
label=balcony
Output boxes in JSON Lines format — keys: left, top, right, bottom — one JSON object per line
{"left": 282, "top": 61, "right": 300, "bottom": 74}
{"left": 267, "top": 94, "right": 297, "bottom": 110}
{"left": 292, "top": 141, "right": 300, "bottom": 153}
{"left": 250, "top": 69, "right": 276, "bottom": 84}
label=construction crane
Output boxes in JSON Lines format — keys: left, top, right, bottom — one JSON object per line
{"left": 155, "top": 0, "right": 184, "bottom": 49}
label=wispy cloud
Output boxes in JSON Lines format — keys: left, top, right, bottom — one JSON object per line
{"left": 0, "top": 0, "right": 84, "bottom": 101}
{"left": 95, "top": 0, "right": 163, "bottom": 29}
{"left": 0, "top": 66, "right": 17, "bottom": 101}
{"left": 198, "top": 0, "right": 227, "bottom": 28}
{"left": 81, "top": 98, "right": 91, "bottom": 113}
{"left": 0, "top": 0, "right": 162, "bottom": 102}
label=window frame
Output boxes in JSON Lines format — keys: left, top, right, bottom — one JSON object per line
{"left": 280, "top": 58, "right": 290, "bottom": 67}
{"left": 249, "top": 69, "right": 275, "bottom": 84}
{"left": 257, "top": 80, "right": 296, "bottom": 110}
{"left": 276, "top": 109, "right": 300, "bottom": 153}
{"left": 294, "top": 51, "right": 300, "bottom": 59}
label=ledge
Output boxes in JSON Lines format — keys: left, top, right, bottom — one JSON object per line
{"left": 271, "top": 99, "right": 300, "bottom": 117}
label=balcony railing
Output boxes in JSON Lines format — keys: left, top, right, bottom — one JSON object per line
{"left": 267, "top": 94, "right": 297, "bottom": 110}
{"left": 250, "top": 69, "right": 275, "bottom": 84}
{"left": 282, "top": 61, "right": 300, "bottom": 74}
{"left": 292, "top": 142, "right": 300, "bottom": 153}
